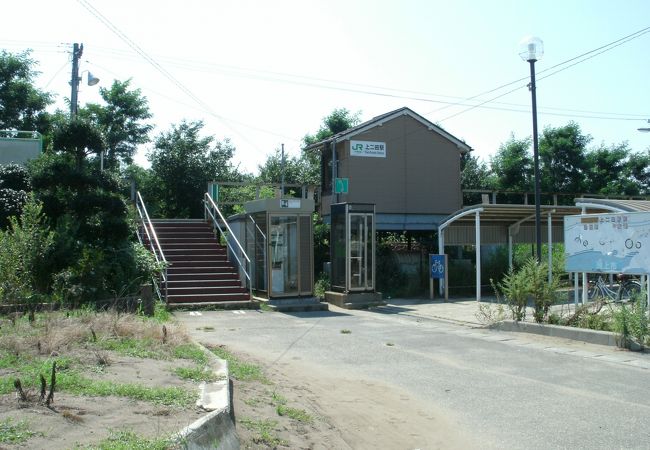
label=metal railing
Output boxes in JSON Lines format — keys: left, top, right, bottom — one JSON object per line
{"left": 203, "top": 193, "right": 252, "bottom": 294}
{"left": 135, "top": 192, "right": 168, "bottom": 303}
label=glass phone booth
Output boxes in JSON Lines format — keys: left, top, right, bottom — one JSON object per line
{"left": 330, "top": 203, "right": 376, "bottom": 293}
{"left": 229, "top": 198, "right": 314, "bottom": 299}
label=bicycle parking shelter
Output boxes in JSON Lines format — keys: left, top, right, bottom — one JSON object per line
{"left": 437, "top": 198, "right": 650, "bottom": 307}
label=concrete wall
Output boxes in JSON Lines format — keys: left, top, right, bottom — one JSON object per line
{"left": 0, "top": 137, "right": 41, "bottom": 166}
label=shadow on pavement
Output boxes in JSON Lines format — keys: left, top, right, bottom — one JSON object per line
{"left": 284, "top": 310, "right": 352, "bottom": 319}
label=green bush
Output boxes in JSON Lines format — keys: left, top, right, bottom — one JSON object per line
{"left": 314, "top": 272, "right": 330, "bottom": 300}
{"left": 52, "top": 241, "right": 162, "bottom": 307}
{"left": 612, "top": 292, "right": 648, "bottom": 349}
{"left": 492, "top": 258, "right": 559, "bottom": 323}
{"left": 492, "top": 268, "right": 528, "bottom": 321}
{"left": 0, "top": 163, "right": 32, "bottom": 228}
{"left": 0, "top": 198, "right": 54, "bottom": 307}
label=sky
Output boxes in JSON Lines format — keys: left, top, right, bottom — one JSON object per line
{"left": 2, "top": 0, "right": 649, "bottom": 175}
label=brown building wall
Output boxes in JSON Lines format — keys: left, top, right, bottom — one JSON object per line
{"left": 322, "top": 114, "right": 462, "bottom": 217}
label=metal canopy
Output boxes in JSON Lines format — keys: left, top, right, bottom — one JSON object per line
{"left": 437, "top": 198, "right": 649, "bottom": 301}
{"left": 575, "top": 198, "right": 650, "bottom": 213}
{"left": 440, "top": 203, "right": 594, "bottom": 230}
{"left": 437, "top": 202, "right": 611, "bottom": 301}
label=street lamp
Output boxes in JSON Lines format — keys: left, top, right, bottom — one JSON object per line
{"left": 70, "top": 43, "right": 100, "bottom": 119}
{"left": 639, "top": 120, "right": 650, "bottom": 133}
{"left": 520, "top": 35, "right": 544, "bottom": 263}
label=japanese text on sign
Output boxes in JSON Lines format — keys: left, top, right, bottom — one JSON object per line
{"left": 350, "top": 140, "right": 386, "bottom": 158}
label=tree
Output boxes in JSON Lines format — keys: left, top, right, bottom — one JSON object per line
{"left": 0, "top": 163, "right": 31, "bottom": 228}
{"left": 539, "top": 122, "right": 590, "bottom": 193}
{"left": 52, "top": 119, "right": 106, "bottom": 169}
{"left": 460, "top": 153, "right": 495, "bottom": 205}
{"left": 30, "top": 153, "right": 130, "bottom": 248}
{"left": 624, "top": 149, "right": 650, "bottom": 195}
{"left": 82, "top": 79, "right": 153, "bottom": 168}
{"left": 148, "top": 121, "right": 239, "bottom": 218}
{"left": 461, "top": 153, "right": 495, "bottom": 190}
{"left": 0, "top": 50, "right": 53, "bottom": 132}
{"left": 28, "top": 152, "right": 153, "bottom": 304}
{"left": 490, "top": 135, "right": 533, "bottom": 192}
{"left": 258, "top": 147, "right": 319, "bottom": 185}
{"left": 301, "top": 108, "right": 362, "bottom": 186}
{"left": 302, "top": 108, "right": 362, "bottom": 147}
{"left": 584, "top": 142, "right": 629, "bottom": 195}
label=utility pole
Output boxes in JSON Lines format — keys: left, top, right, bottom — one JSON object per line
{"left": 280, "top": 143, "right": 285, "bottom": 198}
{"left": 70, "top": 43, "right": 83, "bottom": 119}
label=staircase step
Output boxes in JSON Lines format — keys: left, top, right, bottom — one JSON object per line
{"left": 167, "top": 292, "right": 251, "bottom": 303}
{"left": 163, "top": 247, "right": 226, "bottom": 259}
{"left": 166, "top": 300, "right": 256, "bottom": 310}
{"left": 168, "top": 261, "right": 235, "bottom": 269}
{"left": 158, "top": 238, "right": 222, "bottom": 245}
{"left": 159, "top": 242, "right": 223, "bottom": 250}
{"left": 166, "top": 285, "right": 247, "bottom": 295}
{"left": 167, "top": 279, "right": 242, "bottom": 288}
{"left": 166, "top": 256, "right": 228, "bottom": 264}
{"left": 167, "top": 271, "right": 239, "bottom": 280}
{"left": 157, "top": 232, "right": 215, "bottom": 240}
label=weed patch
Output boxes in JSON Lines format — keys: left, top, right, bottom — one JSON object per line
{"left": 77, "top": 429, "right": 171, "bottom": 450}
{"left": 173, "top": 343, "right": 208, "bottom": 365}
{"left": 239, "top": 418, "right": 286, "bottom": 447}
{"left": 276, "top": 404, "right": 312, "bottom": 423}
{"left": 173, "top": 366, "right": 220, "bottom": 383}
{"left": 207, "top": 345, "right": 268, "bottom": 383}
{"left": 0, "top": 418, "right": 39, "bottom": 444}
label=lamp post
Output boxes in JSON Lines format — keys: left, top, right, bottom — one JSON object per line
{"left": 639, "top": 120, "right": 650, "bottom": 133}
{"left": 520, "top": 36, "right": 544, "bottom": 262}
{"left": 70, "top": 43, "right": 100, "bottom": 119}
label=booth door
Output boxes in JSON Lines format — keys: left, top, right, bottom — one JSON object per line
{"left": 347, "top": 213, "right": 374, "bottom": 291}
{"left": 269, "top": 216, "right": 298, "bottom": 296}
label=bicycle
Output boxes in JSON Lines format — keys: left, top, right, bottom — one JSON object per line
{"left": 587, "top": 275, "right": 642, "bottom": 302}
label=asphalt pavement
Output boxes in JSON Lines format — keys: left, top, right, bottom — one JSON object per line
{"left": 176, "top": 298, "right": 650, "bottom": 449}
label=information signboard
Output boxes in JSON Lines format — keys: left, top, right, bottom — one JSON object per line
{"left": 429, "top": 254, "right": 448, "bottom": 300}
{"left": 350, "top": 140, "right": 386, "bottom": 158}
{"left": 430, "top": 254, "right": 446, "bottom": 279}
{"left": 564, "top": 211, "right": 650, "bottom": 274}
{"left": 335, "top": 178, "right": 349, "bottom": 194}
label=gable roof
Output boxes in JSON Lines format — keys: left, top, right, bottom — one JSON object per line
{"left": 304, "top": 107, "right": 472, "bottom": 154}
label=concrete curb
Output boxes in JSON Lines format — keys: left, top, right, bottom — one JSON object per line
{"left": 490, "top": 320, "right": 621, "bottom": 347}
{"left": 174, "top": 343, "right": 239, "bottom": 450}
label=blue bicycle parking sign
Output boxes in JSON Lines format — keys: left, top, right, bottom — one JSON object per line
{"left": 430, "top": 254, "right": 445, "bottom": 279}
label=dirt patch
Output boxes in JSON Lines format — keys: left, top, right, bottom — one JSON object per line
{"left": 0, "top": 312, "right": 208, "bottom": 449}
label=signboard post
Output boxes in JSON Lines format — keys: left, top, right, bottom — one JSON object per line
{"left": 429, "top": 254, "right": 448, "bottom": 301}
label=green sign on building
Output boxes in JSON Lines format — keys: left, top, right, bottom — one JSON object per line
{"left": 335, "top": 178, "right": 349, "bottom": 194}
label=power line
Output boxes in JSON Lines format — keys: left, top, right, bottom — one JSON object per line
{"left": 77, "top": 0, "right": 278, "bottom": 158}
{"left": 15, "top": 35, "right": 648, "bottom": 122}
{"left": 436, "top": 26, "right": 650, "bottom": 122}
{"left": 87, "top": 60, "right": 301, "bottom": 144}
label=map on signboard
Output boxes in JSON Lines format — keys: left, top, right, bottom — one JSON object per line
{"left": 564, "top": 211, "right": 650, "bottom": 274}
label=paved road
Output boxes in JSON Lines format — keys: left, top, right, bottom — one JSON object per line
{"left": 177, "top": 306, "right": 650, "bottom": 450}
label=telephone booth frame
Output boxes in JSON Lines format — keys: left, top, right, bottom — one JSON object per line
{"left": 330, "top": 203, "right": 376, "bottom": 293}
